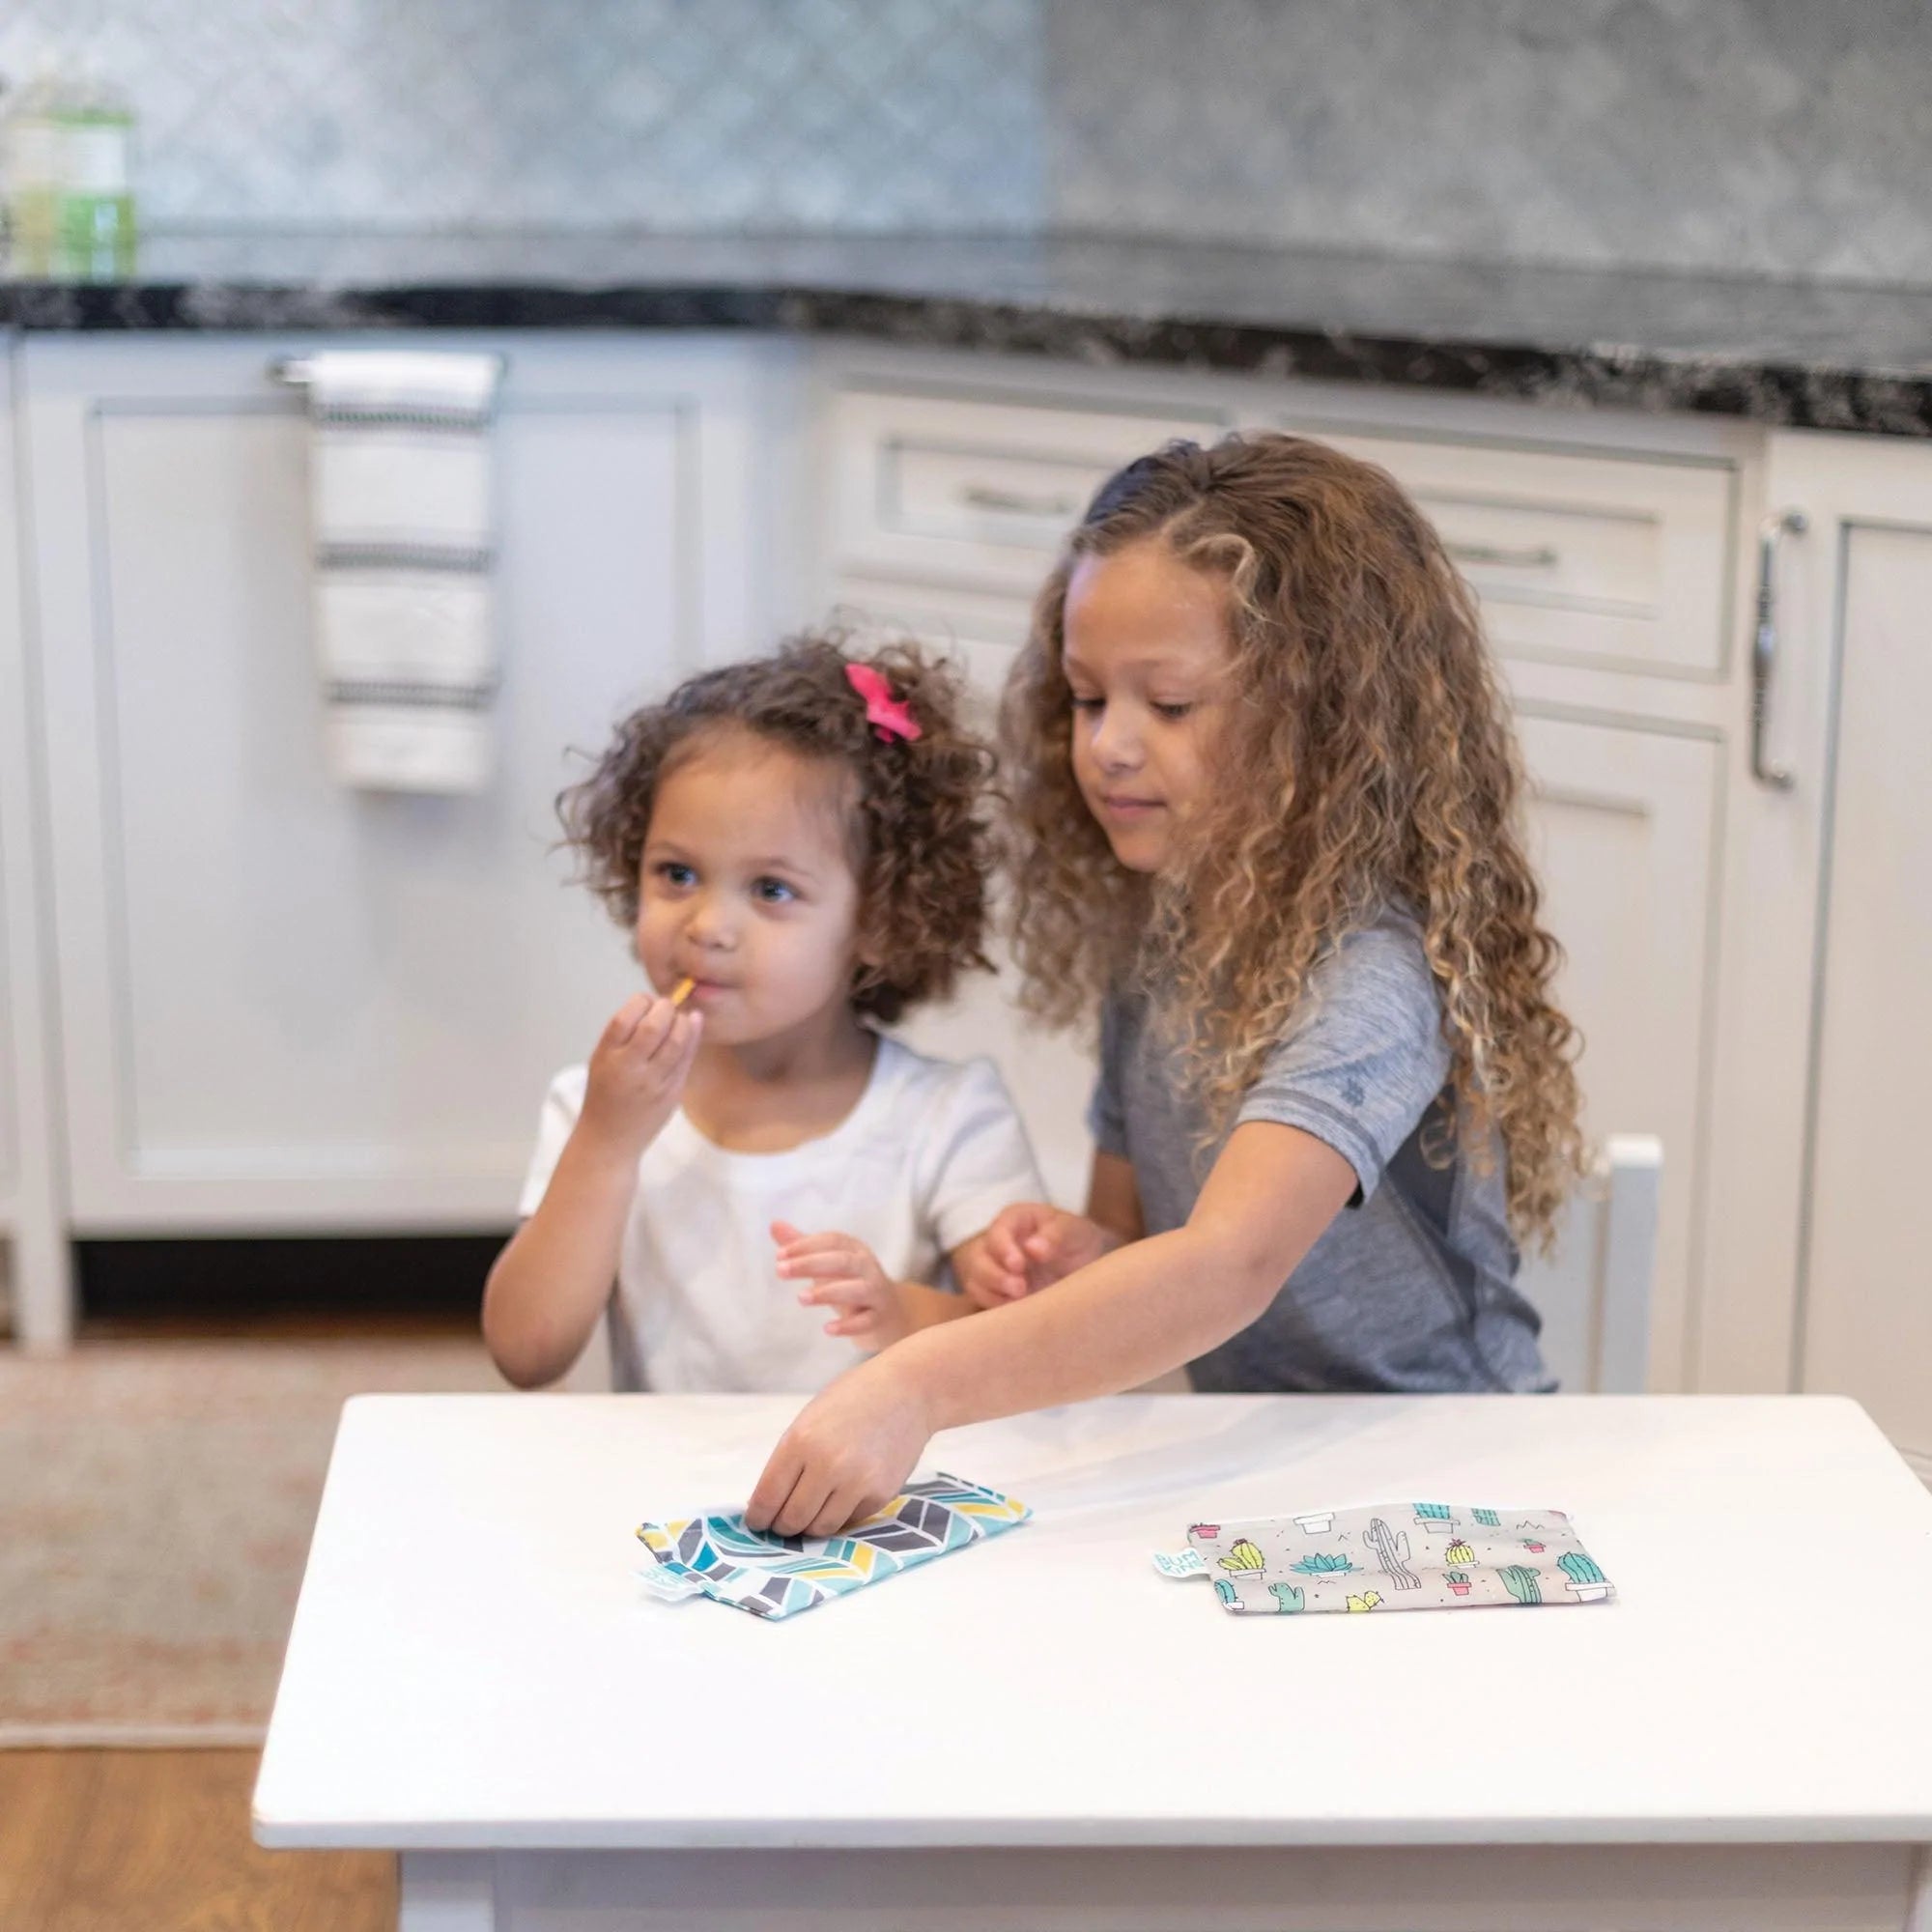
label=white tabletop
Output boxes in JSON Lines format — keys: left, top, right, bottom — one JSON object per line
{"left": 253, "top": 1392, "right": 1932, "bottom": 1851}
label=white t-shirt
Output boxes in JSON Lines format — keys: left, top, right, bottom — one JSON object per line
{"left": 516, "top": 1035, "right": 1044, "bottom": 1393}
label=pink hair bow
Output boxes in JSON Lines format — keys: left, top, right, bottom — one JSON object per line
{"left": 844, "top": 663, "right": 923, "bottom": 744}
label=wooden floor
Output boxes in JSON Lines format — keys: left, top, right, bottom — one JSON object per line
{"left": 0, "top": 1750, "right": 395, "bottom": 1931}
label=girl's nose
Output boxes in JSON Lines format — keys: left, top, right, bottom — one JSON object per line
{"left": 684, "top": 894, "right": 736, "bottom": 951}
{"left": 1089, "top": 704, "right": 1141, "bottom": 773}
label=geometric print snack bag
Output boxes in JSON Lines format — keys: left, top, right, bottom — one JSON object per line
{"left": 1155, "top": 1502, "right": 1613, "bottom": 1615}
{"left": 637, "top": 1473, "right": 1030, "bottom": 1621}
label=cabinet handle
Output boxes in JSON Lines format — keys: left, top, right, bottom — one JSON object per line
{"left": 960, "top": 482, "right": 1078, "bottom": 521}
{"left": 1445, "top": 540, "right": 1560, "bottom": 570}
{"left": 1751, "top": 508, "right": 1805, "bottom": 791}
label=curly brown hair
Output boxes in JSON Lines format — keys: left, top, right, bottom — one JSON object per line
{"left": 560, "top": 635, "right": 996, "bottom": 1024}
{"left": 1002, "top": 433, "right": 1587, "bottom": 1249}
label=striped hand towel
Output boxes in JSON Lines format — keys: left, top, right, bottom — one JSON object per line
{"left": 300, "top": 351, "right": 505, "bottom": 792}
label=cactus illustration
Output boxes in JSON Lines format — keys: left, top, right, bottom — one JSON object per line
{"left": 1557, "top": 1550, "right": 1610, "bottom": 1600}
{"left": 1497, "top": 1564, "right": 1542, "bottom": 1605}
{"left": 1445, "top": 1570, "right": 1472, "bottom": 1597}
{"left": 1292, "top": 1512, "right": 1334, "bottom": 1534}
{"left": 1364, "top": 1517, "right": 1421, "bottom": 1591}
{"left": 1522, "top": 1539, "right": 1546, "bottom": 1553}
{"left": 1345, "top": 1591, "right": 1382, "bottom": 1612}
{"left": 1471, "top": 1508, "right": 1500, "bottom": 1528}
{"left": 1213, "top": 1578, "right": 1242, "bottom": 1609}
{"left": 1443, "top": 1541, "right": 1475, "bottom": 1566}
{"left": 1412, "top": 1503, "right": 1453, "bottom": 1530}
{"left": 1290, "top": 1550, "right": 1359, "bottom": 1576}
{"left": 1191, "top": 1523, "right": 1221, "bottom": 1538}
{"left": 1269, "top": 1582, "right": 1306, "bottom": 1614}
{"left": 1219, "top": 1538, "right": 1265, "bottom": 1573}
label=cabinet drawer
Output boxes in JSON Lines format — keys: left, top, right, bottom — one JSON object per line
{"left": 830, "top": 388, "right": 1229, "bottom": 598}
{"left": 1292, "top": 428, "right": 1737, "bottom": 679}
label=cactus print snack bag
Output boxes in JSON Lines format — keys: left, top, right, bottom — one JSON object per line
{"left": 1154, "top": 1503, "right": 1613, "bottom": 1615}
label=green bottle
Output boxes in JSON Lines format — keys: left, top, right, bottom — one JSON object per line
{"left": 53, "top": 68, "right": 137, "bottom": 279}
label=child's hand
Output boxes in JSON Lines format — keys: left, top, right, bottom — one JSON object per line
{"left": 772, "top": 1222, "right": 909, "bottom": 1351}
{"left": 579, "top": 991, "right": 701, "bottom": 1158}
{"left": 957, "top": 1203, "right": 1121, "bottom": 1308}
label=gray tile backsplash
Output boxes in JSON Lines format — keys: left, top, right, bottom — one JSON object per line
{"left": 0, "top": 0, "right": 1048, "bottom": 234}
{"left": 6, "top": 0, "right": 1927, "bottom": 286}
{"left": 1044, "top": 0, "right": 1932, "bottom": 288}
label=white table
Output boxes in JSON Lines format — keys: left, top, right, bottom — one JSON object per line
{"left": 255, "top": 1394, "right": 1932, "bottom": 1931}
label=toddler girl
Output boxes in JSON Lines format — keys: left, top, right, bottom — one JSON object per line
{"left": 484, "top": 637, "right": 1042, "bottom": 1392}
{"left": 748, "top": 432, "right": 1586, "bottom": 1535}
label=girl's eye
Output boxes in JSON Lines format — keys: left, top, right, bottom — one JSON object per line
{"left": 753, "top": 876, "right": 797, "bottom": 905}
{"left": 1152, "top": 700, "right": 1195, "bottom": 722}
{"left": 1068, "top": 695, "right": 1104, "bottom": 714}
{"left": 655, "top": 862, "right": 696, "bottom": 889}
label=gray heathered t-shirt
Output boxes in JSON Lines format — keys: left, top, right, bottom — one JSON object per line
{"left": 1090, "top": 912, "right": 1551, "bottom": 1394}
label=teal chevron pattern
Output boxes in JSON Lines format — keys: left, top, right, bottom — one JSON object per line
{"left": 638, "top": 1473, "right": 1031, "bottom": 1620}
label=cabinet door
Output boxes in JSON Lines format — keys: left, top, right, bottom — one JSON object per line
{"left": 1777, "top": 440, "right": 1932, "bottom": 1470}
{"left": 1515, "top": 714, "right": 1722, "bottom": 1389}
{"left": 0, "top": 347, "right": 71, "bottom": 1344}
{"left": 23, "top": 335, "right": 770, "bottom": 1231}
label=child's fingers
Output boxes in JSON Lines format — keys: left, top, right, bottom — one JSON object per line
{"left": 616, "top": 996, "right": 678, "bottom": 1061}
{"left": 772, "top": 1231, "right": 858, "bottom": 1262}
{"left": 600, "top": 992, "right": 654, "bottom": 1046}
{"left": 986, "top": 1215, "right": 1034, "bottom": 1273}
{"left": 821, "top": 1314, "right": 877, "bottom": 1339}
{"left": 796, "top": 1276, "right": 872, "bottom": 1309}
{"left": 777, "top": 1247, "right": 866, "bottom": 1282}
{"left": 770, "top": 1220, "right": 804, "bottom": 1248}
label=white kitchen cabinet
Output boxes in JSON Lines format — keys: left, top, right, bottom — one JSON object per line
{"left": 1760, "top": 433, "right": 1932, "bottom": 1479}
{"left": 19, "top": 333, "right": 782, "bottom": 1249}
{"left": 0, "top": 344, "right": 73, "bottom": 1348}
{"left": 1514, "top": 714, "right": 1721, "bottom": 1383}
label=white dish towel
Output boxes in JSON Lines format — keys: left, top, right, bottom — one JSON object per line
{"left": 298, "top": 351, "right": 506, "bottom": 792}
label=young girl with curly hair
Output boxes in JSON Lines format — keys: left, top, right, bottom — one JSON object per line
{"left": 484, "top": 637, "right": 1042, "bottom": 1394}
{"left": 748, "top": 432, "right": 1587, "bottom": 1536}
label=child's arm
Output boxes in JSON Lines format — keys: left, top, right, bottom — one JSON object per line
{"left": 484, "top": 992, "right": 701, "bottom": 1387}
{"left": 748, "top": 1122, "right": 1356, "bottom": 1534}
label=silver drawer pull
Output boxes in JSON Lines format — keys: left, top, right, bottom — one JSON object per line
{"left": 961, "top": 482, "right": 1078, "bottom": 521}
{"left": 1445, "top": 540, "right": 1560, "bottom": 570}
{"left": 1751, "top": 508, "right": 1805, "bottom": 791}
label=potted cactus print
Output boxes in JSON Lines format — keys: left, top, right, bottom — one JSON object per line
{"left": 1497, "top": 1564, "right": 1542, "bottom": 1605}
{"left": 1522, "top": 1538, "right": 1547, "bottom": 1553}
{"left": 1557, "top": 1550, "right": 1611, "bottom": 1602}
{"left": 1471, "top": 1509, "right": 1500, "bottom": 1528}
{"left": 1290, "top": 1550, "right": 1359, "bottom": 1577}
{"left": 1269, "top": 1582, "right": 1306, "bottom": 1614}
{"left": 1443, "top": 1540, "right": 1474, "bottom": 1566}
{"left": 1411, "top": 1502, "right": 1453, "bottom": 1533}
{"left": 1445, "top": 1569, "right": 1472, "bottom": 1597}
{"left": 1292, "top": 1512, "right": 1334, "bottom": 1534}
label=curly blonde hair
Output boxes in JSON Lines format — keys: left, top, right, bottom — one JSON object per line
{"left": 560, "top": 635, "right": 996, "bottom": 1024}
{"left": 1002, "top": 433, "right": 1586, "bottom": 1248}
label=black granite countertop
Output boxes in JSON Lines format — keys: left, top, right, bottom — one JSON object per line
{"left": 6, "top": 230, "right": 1932, "bottom": 437}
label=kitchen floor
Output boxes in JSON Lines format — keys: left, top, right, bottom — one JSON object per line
{"left": 0, "top": 1749, "right": 393, "bottom": 1930}
{"left": 2, "top": 1292, "right": 491, "bottom": 1929}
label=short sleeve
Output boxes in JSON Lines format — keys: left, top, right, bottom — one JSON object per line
{"left": 1235, "top": 918, "right": 1452, "bottom": 1203}
{"left": 922, "top": 1059, "right": 1049, "bottom": 1256}
{"left": 1085, "top": 993, "right": 1129, "bottom": 1159}
{"left": 516, "top": 1065, "right": 588, "bottom": 1218}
